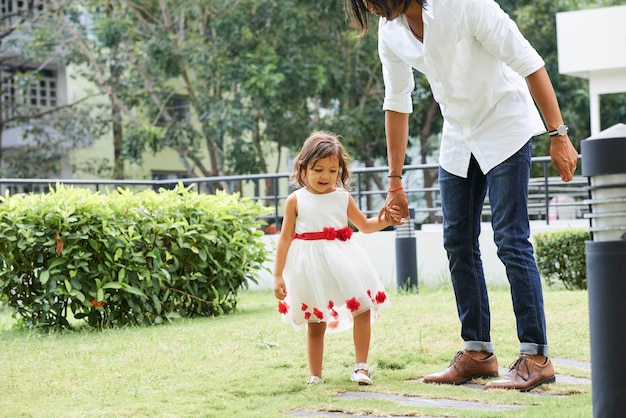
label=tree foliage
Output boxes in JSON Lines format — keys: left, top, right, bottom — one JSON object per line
{"left": 2, "top": 0, "right": 624, "bottom": 191}
{"left": 513, "top": 0, "right": 626, "bottom": 177}
{"left": 0, "top": 3, "right": 106, "bottom": 178}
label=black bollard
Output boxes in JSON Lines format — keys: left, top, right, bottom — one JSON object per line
{"left": 581, "top": 123, "right": 626, "bottom": 418}
{"left": 395, "top": 208, "right": 418, "bottom": 291}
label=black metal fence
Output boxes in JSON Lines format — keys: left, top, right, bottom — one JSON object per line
{"left": 0, "top": 155, "right": 586, "bottom": 232}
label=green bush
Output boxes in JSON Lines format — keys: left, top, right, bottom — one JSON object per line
{"left": 0, "top": 183, "right": 270, "bottom": 329}
{"left": 534, "top": 228, "right": 589, "bottom": 290}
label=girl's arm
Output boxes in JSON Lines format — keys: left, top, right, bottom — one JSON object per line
{"left": 273, "top": 193, "right": 297, "bottom": 300}
{"left": 347, "top": 194, "right": 394, "bottom": 234}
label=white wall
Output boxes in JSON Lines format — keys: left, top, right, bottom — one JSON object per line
{"left": 249, "top": 219, "right": 589, "bottom": 291}
{"left": 556, "top": 5, "right": 626, "bottom": 77}
{"left": 556, "top": 5, "right": 626, "bottom": 135}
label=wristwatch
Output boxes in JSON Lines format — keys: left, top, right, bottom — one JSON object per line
{"left": 548, "top": 124, "right": 569, "bottom": 138}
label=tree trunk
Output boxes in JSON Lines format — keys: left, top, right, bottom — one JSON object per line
{"left": 420, "top": 99, "right": 440, "bottom": 223}
{"left": 112, "top": 104, "right": 124, "bottom": 179}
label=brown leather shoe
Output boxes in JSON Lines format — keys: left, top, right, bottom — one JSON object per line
{"left": 423, "top": 350, "right": 499, "bottom": 385}
{"left": 485, "top": 354, "right": 555, "bottom": 392}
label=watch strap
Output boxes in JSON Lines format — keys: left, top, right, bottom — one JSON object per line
{"left": 548, "top": 124, "right": 568, "bottom": 137}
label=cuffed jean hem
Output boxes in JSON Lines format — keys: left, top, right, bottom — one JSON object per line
{"left": 464, "top": 341, "right": 494, "bottom": 353}
{"left": 520, "top": 343, "right": 550, "bottom": 357}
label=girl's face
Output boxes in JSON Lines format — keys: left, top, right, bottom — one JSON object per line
{"left": 305, "top": 156, "right": 340, "bottom": 194}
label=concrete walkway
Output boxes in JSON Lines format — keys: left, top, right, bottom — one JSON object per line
{"left": 287, "top": 357, "right": 591, "bottom": 417}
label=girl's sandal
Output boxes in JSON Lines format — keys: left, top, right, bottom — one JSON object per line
{"left": 350, "top": 363, "right": 373, "bottom": 385}
{"left": 306, "top": 376, "right": 324, "bottom": 385}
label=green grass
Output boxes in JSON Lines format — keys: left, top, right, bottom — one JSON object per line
{"left": 0, "top": 286, "right": 591, "bottom": 417}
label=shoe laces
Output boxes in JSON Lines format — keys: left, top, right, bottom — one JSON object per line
{"left": 449, "top": 350, "right": 465, "bottom": 367}
{"left": 508, "top": 355, "right": 531, "bottom": 379}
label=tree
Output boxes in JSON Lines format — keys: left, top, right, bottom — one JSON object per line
{"left": 7, "top": 0, "right": 617, "bottom": 204}
{"left": 0, "top": 2, "right": 104, "bottom": 178}
{"left": 513, "top": 0, "right": 626, "bottom": 175}
{"left": 55, "top": 1, "right": 347, "bottom": 191}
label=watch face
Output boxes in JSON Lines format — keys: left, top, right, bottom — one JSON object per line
{"left": 557, "top": 125, "right": 568, "bottom": 135}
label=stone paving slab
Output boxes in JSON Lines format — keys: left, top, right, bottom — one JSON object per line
{"left": 552, "top": 357, "right": 591, "bottom": 371}
{"left": 287, "top": 411, "right": 427, "bottom": 418}
{"left": 337, "top": 391, "right": 523, "bottom": 411}
{"left": 413, "top": 372, "right": 591, "bottom": 392}
{"left": 287, "top": 357, "right": 591, "bottom": 417}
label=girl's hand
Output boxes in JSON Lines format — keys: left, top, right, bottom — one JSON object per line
{"left": 274, "top": 276, "right": 287, "bottom": 300}
{"left": 387, "top": 204, "right": 405, "bottom": 223}
{"left": 380, "top": 204, "right": 406, "bottom": 225}
{"left": 379, "top": 189, "right": 410, "bottom": 225}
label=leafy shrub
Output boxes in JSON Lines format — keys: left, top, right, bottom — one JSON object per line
{"left": 0, "top": 183, "right": 270, "bottom": 329}
{"left": 534, "top": 228, "right": 589, "bottom": 290}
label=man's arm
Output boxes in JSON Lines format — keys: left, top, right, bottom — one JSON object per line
{"left": 381, "top": 110, "right": 410, "bottom": 224}
{"left": 526, "top": 67, "right": 578, "bottom": 182}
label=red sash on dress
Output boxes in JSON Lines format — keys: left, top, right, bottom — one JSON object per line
{"left": 292, "top": 226, "right": 353, "bottom": 241}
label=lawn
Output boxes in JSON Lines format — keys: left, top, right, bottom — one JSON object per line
{"left": 0, "top": 286, "right": 591, "bottom": 417}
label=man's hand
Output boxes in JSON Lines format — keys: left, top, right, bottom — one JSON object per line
{"left": 379, "top": 189, "right": 410, "bottom": 225}
{"left": 550, "top": 135, "right": 578, "bottom": 182}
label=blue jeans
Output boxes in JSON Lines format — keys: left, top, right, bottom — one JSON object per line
{"left": 438, "top": 140, "right": 549, "bottom": 356}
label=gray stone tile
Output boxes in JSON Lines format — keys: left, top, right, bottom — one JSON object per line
{"left": 336, "top": 391, "right": 523, "bottom": 411}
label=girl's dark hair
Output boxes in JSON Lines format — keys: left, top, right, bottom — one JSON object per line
{"left": 344, "top": 0, "right": 427, "bottom": 35}
{"left": 291, "top": 131, "right": 352, "bottom": 190}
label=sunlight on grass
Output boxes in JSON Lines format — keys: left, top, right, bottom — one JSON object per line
{"left": 0, "top": 287, "right": 592, "bottom": 417}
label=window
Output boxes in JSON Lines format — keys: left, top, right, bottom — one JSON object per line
{"left": 155, "top": 94, "right": 190, "bottom": 126}
{"left": 152, "top": 171, "right": 188, "bottom": 190}
{"left": 0, "top": 0, "right": 48, "bottom": 17}
{"left": 1, "top": 65, "right": 58, "bottom": 123}
{"left": 5, "top": 184, "right": 47, "bottom": 195}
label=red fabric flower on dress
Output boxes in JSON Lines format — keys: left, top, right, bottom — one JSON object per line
{"left": 304, "top": 312, "right": 311, "bottom": 320}
{"left": 375, "top": 291, "right": 387, "bottom": 304}
{"left": 336, "top": 227, "right": 353, "bottom": 241}
{"left": 313, "top": 308, "right": 323, "bottom": 320}
{"left": 328, "top": 320, "right": 340, "bottom": 329}
{"left": 322, "top": 227, "right": 337, "bottom": 240}
{"left": 346, "top": 297, "right": 360, "bottom": 312}
{"left": 328, "top": 301, "right": 338, "bottom": 318}
{"left": 278, "top": 301, "right": 289, "bottom": 314}
{"left": 301, "top": 303, "right": 308, "bottom": 311}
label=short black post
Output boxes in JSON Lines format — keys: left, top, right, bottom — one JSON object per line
{"left": 581, "top": 123, "right": 626, "bottom": 418}
{"left": 395, "top": 208, "right": 418, "bottom": 291}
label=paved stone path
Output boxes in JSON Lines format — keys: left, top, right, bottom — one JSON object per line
{"left": 287, "top": 357, "right": 591, "bottom": 417}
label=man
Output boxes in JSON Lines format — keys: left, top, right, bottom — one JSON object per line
{"left": 344, "top": 0, "right": 578, "bottom": 391}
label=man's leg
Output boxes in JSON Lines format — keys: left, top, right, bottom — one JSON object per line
{"left": 484, "top": 140, "right": 555, "bottom": 391}
{"left": 424, "top": 159, "right": 498, "bottom": 385}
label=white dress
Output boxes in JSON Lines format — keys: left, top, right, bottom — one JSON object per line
{"left": 278, "top": 187, "right": 390, "bottom": 333}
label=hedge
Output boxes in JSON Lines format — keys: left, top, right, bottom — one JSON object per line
{"left": 534, "top": 228, "right": 589, "bottom": 290}
{"left": 0, "top": 183, "right": 270, "bottom": 329}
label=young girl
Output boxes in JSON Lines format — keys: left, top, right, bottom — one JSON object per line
{"left": 273, "top": 131, "right": 396, "bottom": 386}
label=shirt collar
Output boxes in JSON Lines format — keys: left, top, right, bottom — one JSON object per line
{"left": 422, "top": 4, "right": 434, "bottom": 20}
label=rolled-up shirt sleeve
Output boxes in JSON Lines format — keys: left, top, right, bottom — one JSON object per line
{"left": 379, "top": 28, "right": 414, "bottom": 114}
{"left": 467, "top": 0, "right": 544, "bottom": 77}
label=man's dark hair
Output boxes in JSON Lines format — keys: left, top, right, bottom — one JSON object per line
{"left": 344, "top": 0, "right": 427, "bottom": 35}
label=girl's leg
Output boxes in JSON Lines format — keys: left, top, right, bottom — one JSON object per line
{"left": 307, "top": 322, "right": 327, "bottom": 378}
{"left": 353, "top": 310, "right": 371, "bottom": 376}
